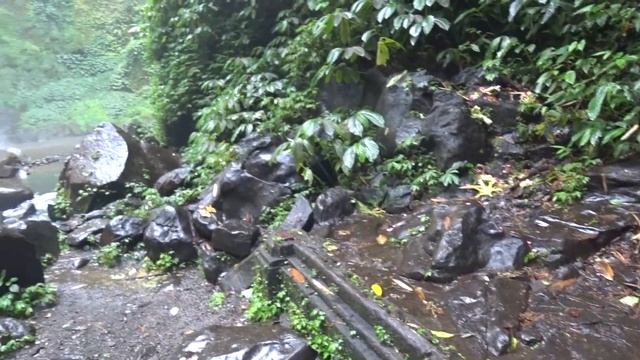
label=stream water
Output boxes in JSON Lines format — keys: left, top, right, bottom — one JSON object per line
{"left": 2, "top": 136, "right": 83, "bottom": 193}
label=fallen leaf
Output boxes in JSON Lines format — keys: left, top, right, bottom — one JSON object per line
{"left": 430, "top": 330, "right": 455, "bottom": 339}
{"left": 376, "top": 234, "right": 388, "bottom": 245}
{"left": 323, "top": 241, "right": 338, "bottom": 252}
{"left": 612, "top": 250, "right": 629, "bottom": 266}
{"left": 595, "top": 261, "right": 615, "bottom": 281}
{"left": 391, "top": 278, "right": 413, "bottom": 292}
{"left": 443, "top": 216, "right": 452, "bottom": 231}
{"left": 371, "top": 283, "right": 383, "bottom": 297}
{"left": 288, "top": 268, "right": 305, "bottom": 284}
{"left": 567, "top": 308, "right": 582, "bottom": 318}
{"left": 414, "top": 287, "right": 427, "bottom": 303}
{"left": 170, "top": 307, "right": 179, "bottom": 316}
{"left": 336, "top": 229, "right": 351, "bottom": 236}
{"left": 548, "top": 278, "right": 577, "bottom": 292}
{"left": 620, "top": 295, "right": 639, "bottom": 307}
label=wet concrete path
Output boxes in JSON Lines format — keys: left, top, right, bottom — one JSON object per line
{"left": 10, "top": 250, "right": 247, "bottom": 360}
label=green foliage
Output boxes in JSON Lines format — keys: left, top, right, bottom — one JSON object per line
{"left": 246, "top": 272, "right": 284, "bottom": 322}
{"left": 52, "top": 186, "right": 72, "bottom": 220}
{"left": 0, "top": 335, "right": 35, "bottom": 355}
{"left": 374, "top": 325, "right": 393, "bottom": 346}
{"left": 208, "top": 291, "right": 226, "bottom": 311}
{"left": 96, "top": 243, "right": 123, "bottom": 268}
{"left": 547, "top": 159, "right": 595, "bottom": 204}
{"left": 142, "top": 252, "right": 179, "bottom": 273}
{"left": 260, "top": 198, "right": 295, "bottom": 229}
{"left": 0, "top": 272, "right": 56, "bottom": 318}
{"left": 0, "top": 0, "right": 150, "bottom": 138}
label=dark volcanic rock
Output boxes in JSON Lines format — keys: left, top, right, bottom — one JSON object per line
{"left": 211, "top": 219, "right": 260, "bottom": 258}
{"left": 67, "top": 218, "right": 109, "bottom": 248}
{"left": 313, "top": 187, "right": 354, "bottom": 224}
{"left": 2, "top": 193, "right": 59, "bottom": 259}
{"left": 0, "top": 150, "right": 21, "bottom": 179}
{"left": 206, "top": 163, "right": 291, "bottom": 222}
{"left": 100, "top": 215, "right": 146, "bottom": 246}
{"left": 174, "top": 325, "right": 315, "bottom": 360}
{"left": 143, "top": 205, "right": 196, "bottom": 262}
{"left": 0, "top": 228, "right": 44, "bottom": 289}
{"left": 431, "top": 203, "right": 485, "bottom": 274}
{"left": 280, "top": 196, "right": 314, "bottom": 231}
{"left": 243, "top": 148, "right": 300, "bottom": 186}
{"left": 375, "top": 71, "right": 434, "bottom": 151}
{"left": 199, "top": 245, "right": 236, "bottom": 285}
{"left": 588, "top": 159, "right": 640, "bottom": 190}
{"left": 154, "top": 167, "right": 190, "bottom": 196}
{"left": 482, "top": 237, "right": 528, "bottom": 272}
{"left": 0, "top": 317, "right": 34, "bottom": 343}
{"left": 382, "top": 185, "right": 413, "bottom": 214}
{"left": 0, "top": 178, "right": 33, "bottom": 212}
{"left": 59, "top": 123, "right": 180, "bottom": 213}
{"left": 422, "top": 90, "right": 490, "bottom": 168}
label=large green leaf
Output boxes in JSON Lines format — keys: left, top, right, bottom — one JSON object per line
{"left": 413, "top": 0, "right": 427, "bottom": 11}
{"left": 587, "top": 84, "right": 610, "bottom": 121}
{"left": 342, "top": 146, "right": 356, "bottom": 171}
{"left": 361, "top": 137, "right": 380, "bottom": 162}
{"left": 358, "top": 110, "right": 385, "bottom": 127}
{"left": 347, "top": 116, "right": 364, "bottom": 136}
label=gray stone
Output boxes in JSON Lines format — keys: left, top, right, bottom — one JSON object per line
{"left": 143, "top": 205, "right": 197, "bottom": 262}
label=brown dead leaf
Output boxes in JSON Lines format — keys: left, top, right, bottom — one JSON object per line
{"left": 336, "top": 229, "right": 351, "bottom": 236}
{"left": 612, "top": 250, "right": 629, "bottom": 266}
{"left": 567, "top": 308, "right": 582, "bottom": 318}
{"left": 376, "top": 234, "right": 388, "bottom": 245}
{"left": 519, "top": 311, "right": 544, "bottom": 325}
{"left": 288, "top": 268, "right": 305, "bottom": 284}
{"left": 414, "top": 287, "right": 427, "bottom": 303}
{"left": 549, "top": 277, "right": 577, "bottom": 292}
{"left": 595, "top": 261, "right": 615, "bottom": 281}
{"left": 443, "top": 216, "right": 452, "bottom": 231}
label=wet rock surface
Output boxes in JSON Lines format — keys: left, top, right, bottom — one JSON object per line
{"left": 100, "top": 215, "right": 146, "bottom": 247}
{"left": 59, "top": 123, "right": 180, "bottom": 213}
{"left": 143, "top": 205, "right": 197, "bottom": 262}
{"left": 10, "top": 250, "right": 248, "bottom": 360}
{"left": 313, "top": 187, "right": 354, "bottom": 224}
{"left": 174, "top": 324, "right": 316, "bottom": 360}
{"left": 0, "top": 228, "right": 44, "bottom": 289}
{"left": 66, "top": 218, "right": 109, "bottom": 248}
{"left": 0, "top": 178, "right": 33, "bottom": 212}
{"left": 0, "top": 317, "right": 34, "bottom": 343}
{"left": 154, "top": 166, "right": 190, "bottom": 196}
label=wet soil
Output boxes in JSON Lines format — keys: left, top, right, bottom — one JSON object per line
{"left": 9, "top": 250, "right": 249, "bottom": 360}
{"left": 298, "top": 195, "right": 640, "bottom": 359}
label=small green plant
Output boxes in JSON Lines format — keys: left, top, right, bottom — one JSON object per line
{"left": 208, "top": 291, "right": 226, "bottom": 310}
{"left": 96, "top": 243, "right": 123, "bottom": 268}
{"left": 0, "top": 272, "right": 56, "bottom": 318}
{"left": 260, "top": 198, "right": 294, "bottom": 229}
{"left": 41, "top": 254, "right": 56, "bottom": 267}
{"left": 246, "top": 272, "right": 284, "bottom": 322}
{"left": 0, "top": 335, "right": 35, "bottom": 355}
{"left": 288, "top": 302, "right": 344, "bottom": 359}
{"left": 389, "top": 237, "right": 408, "bottom": 247}
{"left": 547, "top": 161, "right": 593, "bottom": 205}
{"left": 374, "top": 325, "right": 393, "bottom": 346}
{"left": 142, "top": 252, "right": 179, "bottom": 273}
{"left": 52, "top": 186, "right": 72, "bottom": 219}
{"left": 58, "top": 233, "right": 70, "bottom": 253}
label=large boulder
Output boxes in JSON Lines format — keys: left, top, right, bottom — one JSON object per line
{"left": 0, "top": 149, "right": 21, "bottom": 179}
{"left": 143, "top": 205, "right": 197, "bottom": 262}
{"left": 67, "top": 218, "right": 109, "bottom": 248}
{"left": 100, "top": 215, "right": 146, "bottom": 247}
{"left": 0, "top": 178, "right": 33, "bottom": 212}
{"left": 243, "top": 148, "right": 300, "bottom": 186}
{"left": 0, "top": 228, "right": 44, "bottom": 289}
{"left": 154, "top": 167, "right": 190, "bottom": 196}
{"left": 588, "top": 159, "right": 640, "bottom": 190}
{"left": 199, "top": 244, "right": 236, "bottom": 285}
{"left": 375, "top": 71, "right": 434, "bottom": 152}
{"left": 205, "top": 163, "right": 291, "bottom": 222}
{"left": 280, "top": 196, "right": 314, "bottom": 231}
{"left": 1, "top": 194, "right": 59, "bottom": 259}
{"left": 59, "top": 123, "right": 180, "bottom": 213}
{"left": 313, "top": 187, "right": 354, "bottom": 224}
{"left": 209, "top": 219, "right": 260, "bottom": 258}
{"left": 422, "top": 90, "right": 490, "bottom": 168}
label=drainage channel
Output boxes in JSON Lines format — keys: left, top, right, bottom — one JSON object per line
{"left": 256, "top": 236, "right": 445, "bottom": 360}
